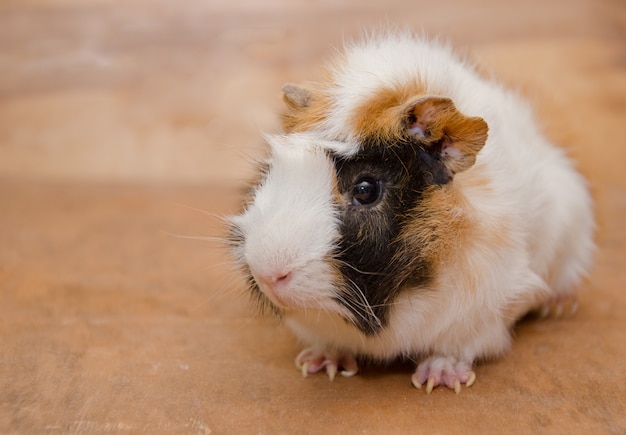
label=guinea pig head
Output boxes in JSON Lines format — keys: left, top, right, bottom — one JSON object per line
{"left": 230, "top": 96, "right": 488, "bottom": 335}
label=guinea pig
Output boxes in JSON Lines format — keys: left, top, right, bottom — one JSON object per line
{"left": 227, "top": 32, "right": 595, "bottom": 394}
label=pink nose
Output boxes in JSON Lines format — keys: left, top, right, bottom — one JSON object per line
{"left": 256, "top": 271, "right": 292, "bottom": 289}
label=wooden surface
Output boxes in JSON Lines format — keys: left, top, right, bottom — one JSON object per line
{"left": 1, "top": 0, "right": 625, "bottom": 433}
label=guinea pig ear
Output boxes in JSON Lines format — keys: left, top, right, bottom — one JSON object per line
{"left": 405, "top": 97, "right": 488, "bottom": 175}
{"left": 281, "top": 82, "right": 328, "bottom": 133}
{"left": 282, "top": 83, "right": 313, "bottom": 110}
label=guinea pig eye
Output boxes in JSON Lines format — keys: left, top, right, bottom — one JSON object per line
{"left": 351, "top": 177, "right": 382, "bottom": 206}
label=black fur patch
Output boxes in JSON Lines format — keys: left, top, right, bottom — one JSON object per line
{"left": 333, "top": 136, "right": 450, "bottom": 335}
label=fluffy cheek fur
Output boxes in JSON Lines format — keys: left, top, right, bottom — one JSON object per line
{"left": 230, "top": 135, "right": 351, "bottom": 318}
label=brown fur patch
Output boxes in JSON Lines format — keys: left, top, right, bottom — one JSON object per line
{"left": 398, "top": 174, "right": 513, "bottom": 299}
{"left": 456, "top": 166, "right": 491, "bottom": 189}
{"left": 351, "top": 89, "right": 488, "bottom": 176}
{"left": 397, "top": 184, "right": 474, "bottom": 273}
{"left": 351, "top": 82, "right": 426, "bottom": 142}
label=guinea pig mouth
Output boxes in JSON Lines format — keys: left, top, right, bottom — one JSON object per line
{"left": 248, "top": 262, "right": 349, "bottom": 315}
{"left": 254, "top": 273, "right": 296, "bottom": 308}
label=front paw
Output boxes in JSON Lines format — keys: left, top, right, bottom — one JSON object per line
{"left": 411, "top": 356, "right": 476, "bottom": 394}
{"left": 295, "top": 348, "right": 359, "bottom": 381}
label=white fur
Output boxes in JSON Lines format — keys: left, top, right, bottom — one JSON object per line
{"left": 233, "top": 134, "right": 353, "bottom": 316}
{"left": 234, "top": 33, "right": 595, "bottom": 369}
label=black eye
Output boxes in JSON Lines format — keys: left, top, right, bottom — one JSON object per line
{"left": 352, "top": 177, "right": 382, "bottom": 206}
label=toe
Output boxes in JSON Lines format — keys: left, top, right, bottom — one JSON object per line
{"left": 295, "top": 349, "right": 327, "bottom": 375}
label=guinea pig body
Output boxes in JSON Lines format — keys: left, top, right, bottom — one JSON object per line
{"left": 229, "top": 33, "right": 594, "bottom": 393}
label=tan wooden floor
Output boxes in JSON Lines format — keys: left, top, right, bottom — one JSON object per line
{"left": 1, "top": 0, "right": 625, "bottom": 433}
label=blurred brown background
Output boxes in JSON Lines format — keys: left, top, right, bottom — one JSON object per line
{"left": 1, "top": 0, "right": 625, "bottom": 433}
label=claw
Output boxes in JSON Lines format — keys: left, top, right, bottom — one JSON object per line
{"left": 454, "top": 379, "right": 461, "bottom": 394}
{"left": 466, "top": 371, "right": 476, "bottom": 388}
{"left": 340, "top": 367, "right": 358, "bottom": 377}
{"left": 326, "top": 362, "right": 338, "bottom": 382}
{"left": 411, "top": 372, "right": 422, "bottom": 389}
{"left": 426, "top": 376, "right": 436, "bottom": 394}
{"left": 339, "top": 355, "right": 359, "bottom": 377}
{"left": 301, "top": 361, "right": 309, "bottom": 378}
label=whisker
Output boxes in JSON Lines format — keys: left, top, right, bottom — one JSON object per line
{"left": 337, "top": 290, "right": 374, "bottom": 312}
{"left": 333, "top": 258, "right": 388, "bottom": 277}
{"left": 342, "top": 277, "right": 383, "bottom": 329}
{"left": 335, "top": 291, "right": 386, "bottom": 352}
{"left": 168, "top": 201, "right": 230, "bottom": 223}
{"left": 335, "top": 291, "right": 367, "bottom": 318}
{"left": 184, "top": 264, "right": 249, "bottom": 314}
{"left": 335, "top": 294, "right": 368, "bottom": 328}
{"left": 160, "top": 230, "right": 231, "bottom": 245}
{"left": 196, "top": 260, "right": 242, "bottom": 274}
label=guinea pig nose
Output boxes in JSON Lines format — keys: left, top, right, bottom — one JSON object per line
{"left": 255, "top": 270, "right": 293, "bottom": 289}
{"left": 275, "top": 272, "right": 291, "bottom": 283}
{"left": 271, "top": 271, "right": 293, "bottom": 287}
